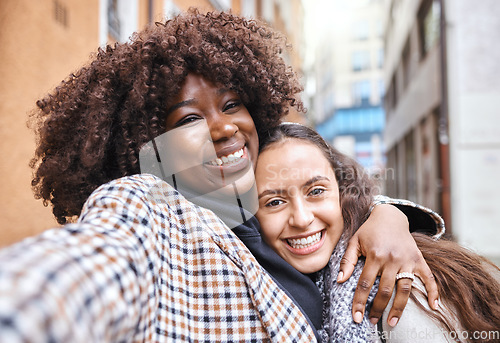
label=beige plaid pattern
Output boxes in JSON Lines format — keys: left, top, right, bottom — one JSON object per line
{"left": 0, "top": 174, "right": 316, "bottom": 342}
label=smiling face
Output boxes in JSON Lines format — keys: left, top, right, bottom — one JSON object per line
{"left": 159, "top": 73, "right": 259, "bottom": 198}
{"left": 255, "top": 139, "right": 344, "bottom": 274}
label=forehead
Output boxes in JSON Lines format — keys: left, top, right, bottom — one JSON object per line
{"left": 257, "top": 139, "right": 334, "bottom": 180}
{"left": 175, "top": 74, "right": 221, "bottom": 97}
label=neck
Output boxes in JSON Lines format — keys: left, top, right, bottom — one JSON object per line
{"left": 174, "top": 180, "right": 259, "bottom": 229}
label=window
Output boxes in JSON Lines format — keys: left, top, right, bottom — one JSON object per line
{"left": 402, "top": 38, "right": 411, "bottom": 89}
{"left": 405, "top": 131, "right": 417, "bottom": 202}
{"left": 261, "top": 0, "right": 274, "bottom": 23}
{"left": 100, "top": 0, "right": 138, "bottom": 44}
{"left": 352, "top": 51, "right": 370, "bottom": 72}
{"left": 322, "top": 95, "right": 335, "bottom": 119}
{"left": 164, "top": 0, "right": 181, "bottom": 19}
{"left": 241, "top": 0, "right": 256, "bottom": 17}
{"left": 386, "top": 73, "right": 398, "bottom": 111}
{"left": 418, "top": 0, "right": 441, "bottom": 57}
{"left": 108, "top": 0, "right": 121, "bottom": 41}
{"left": 352, "top": 80, "right": 371, "bottom": 106}
{"left": 54, "top": 0, "right": 68, "bottom": 27}
{"left": 375, "top": 20, "right": 383, "bottom": 38}
{"left": 378, "top": 79, "right": 385, "bottom": 103}
{"left": 319, "top": 69, "right": 333, "bottom": 92}
{"left": 377, "top": 48, "right": 384, "bottom": 69}
{"left": 353, "top": 21, "right": 369, "bottom": 40}
{"left": 209, "top": 0, "right": 231, "bottom": 11}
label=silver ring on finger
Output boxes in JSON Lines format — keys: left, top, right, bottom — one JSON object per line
{"left": 395, "top": 272, "right": 415, "bottom": 282}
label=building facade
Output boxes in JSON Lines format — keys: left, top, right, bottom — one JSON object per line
{"left": 383, "top": 0, "right": 500, "bottom": 262}
{"left": 310, "top": 0, "right": 387, "bottom": 173}
{"left": 0, "top": 0, "right": 305, "bottom": 246}
{"left": 0, "top": 0, "right": 101, "bottom": 247}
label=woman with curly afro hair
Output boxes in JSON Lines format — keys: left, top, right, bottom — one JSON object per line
{"left": 31, "top": 10, "right": 303, "bottom": 225}
{"left": 0, "top": 9, "right": 444, "bottom": 342}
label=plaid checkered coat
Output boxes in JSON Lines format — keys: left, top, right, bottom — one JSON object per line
{"left": 0, "top": 174, "right": 316, "bottom": 342}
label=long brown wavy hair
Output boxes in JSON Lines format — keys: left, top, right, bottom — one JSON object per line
{"left": 30, "top": 9, "right": 304, "bottom": 224}
{"left": 412, "top": 233, "right": 500, "bottom": 342}
{"left": 259, "top": 123, "right": 500, "bottom": 342}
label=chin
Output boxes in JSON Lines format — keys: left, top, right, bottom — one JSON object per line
{"left": 209, "top": 175, "right": 257, "bottom": 208}
{"left": 293, "top": 260, "right": 328, "bottom": 274}
{"left": 224, "top": 167, "right": 256, "bottom": 194}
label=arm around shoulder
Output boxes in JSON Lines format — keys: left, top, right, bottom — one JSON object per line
{"left": 372, "top": 195, "right": 445, "bottom": 238}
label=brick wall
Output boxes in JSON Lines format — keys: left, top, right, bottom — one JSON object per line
{"left": 0, "top": 0, "right": 100, "bottom": 246}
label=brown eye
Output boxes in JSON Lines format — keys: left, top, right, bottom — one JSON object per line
{"left": 265, "top": 199, "right": 284, "bottom": 208}
{"left": 223, "top": 100, "right": 242, "bottom": 112}
{"left": 175, "top": 115, "right": 202, "bottom": 128}
{"left": 308, "top": 188, "right": 325, "bottom": 197}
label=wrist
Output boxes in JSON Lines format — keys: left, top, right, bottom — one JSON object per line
{"left": 371, "top": 204, "right": 409, "bottom": 231}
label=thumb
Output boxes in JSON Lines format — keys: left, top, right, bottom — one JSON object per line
{"left": 338, "top": 236, "right": 361, "bottom": 283}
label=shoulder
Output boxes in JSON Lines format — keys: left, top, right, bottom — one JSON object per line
{"left": 379, "top": 278, "right": 457, "bottom": 343}
{"left": 372, "top": 195, "right": 445, "bottom": 238}
{"left": 81, "top": 173, "right": 177, "bottom": 216}
{"left": 86, "top": 173, "right": 171, "bottom": 202}
{"left": 77, "top": 173, "right": 191, "bottom": 238}
{"left": 79, "top": 173, "right": 225, "bottom": 234}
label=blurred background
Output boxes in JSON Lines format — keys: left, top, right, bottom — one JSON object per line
{"left": 0, "top": 0, "right": 498, "bottom": 264}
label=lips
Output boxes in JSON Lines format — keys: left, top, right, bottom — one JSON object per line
{"left": 287, "top": 231, "right": 322, "bottom": 249}
{"left": 284, "top": 230, "right": 326, "bottom": 255}
{"left": 203, "top": 146, "right": 252, "bottom": 183}
{"left": 207, "top": 148, "right": 245, "bottom": 166}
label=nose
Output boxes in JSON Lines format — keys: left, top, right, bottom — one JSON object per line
{"left": 208, "top": 112, "right": 238, "bottom": 142}
{"left": 288, "top": 198, "right": 314, "bottom": 229}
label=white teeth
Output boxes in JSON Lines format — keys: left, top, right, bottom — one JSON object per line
{"left": 208, "top": 148, "right": 244, "bottom": 166}
{"left": 287, "top": 232, "right": 322, "bottom": 250}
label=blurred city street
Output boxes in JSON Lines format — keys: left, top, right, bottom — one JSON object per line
{"left": 1, "top": 0, "right": 499, "bottom": 264}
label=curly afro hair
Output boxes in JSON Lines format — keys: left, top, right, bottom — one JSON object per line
{"left": 30, "top": 9, "right": 304, "bottom": 224}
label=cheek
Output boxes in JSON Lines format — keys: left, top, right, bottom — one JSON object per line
{"left": 147, "top": 126, "right": 208, "bottom": 176}
{"left": 241, "top": 114, "right": 259, "bottom": 155}
{"left": 257, "top": 213, "right": 284, "bottom": 244}
{"left": 248, "top": 129, "right": 259, "bottom": 165}
{"left": 321, "top": 200, "right": 343, "bottom": 227}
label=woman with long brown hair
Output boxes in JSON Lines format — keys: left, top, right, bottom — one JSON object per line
{"left": 255, "top": 123, "right": 500, "bottom": 342}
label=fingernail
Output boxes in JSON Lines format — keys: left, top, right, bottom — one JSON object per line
{"left": 353, "top": 311, "right": 363, "bottom": 323}
{"left": 369, "top": 317, "right": 378, "bottom": 325}
{"left": 434, "top": 299, "right": 439, "bottom": 310}
{"left": 337, "top": 271, "right": 344, "bottom": 282}
{"left": 388, "top": 317, "right": 399, "bottom": 327}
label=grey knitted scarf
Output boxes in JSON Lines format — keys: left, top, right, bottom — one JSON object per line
{"left": 316, "top": 231, "right": 380, "bottom": 342}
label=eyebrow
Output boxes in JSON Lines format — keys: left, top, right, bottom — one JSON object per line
{"left": 257, "top": 175, "right": 331, "bottom": 199}
{"left": 166, "top": 99, "right": 196, "bottom": 115}
{"left": 304, "top": 176, "right": 330, "bottom": 187}
{"left": 217, "top": 87, "right": 230, "bottom": 95}
{"left": 165, "top": 88, "right": 232, "bottom": 115}
{"left": 258, "top": 189, "right": 284, "bottom": 199}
